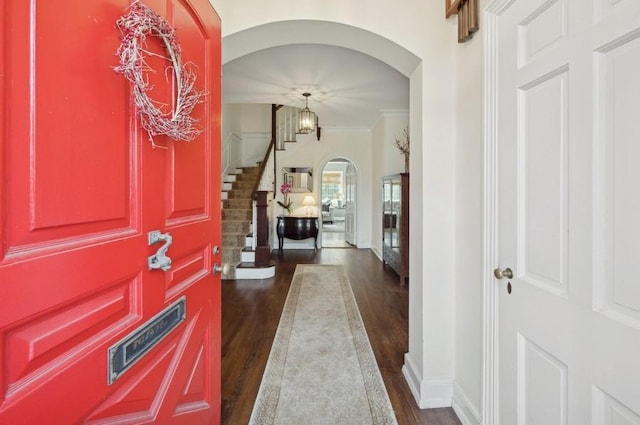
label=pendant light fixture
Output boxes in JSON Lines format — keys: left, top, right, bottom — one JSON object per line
{"left": 297, "top": 92, "right": 316, "bottom": 134}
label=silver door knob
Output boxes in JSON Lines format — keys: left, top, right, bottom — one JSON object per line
{"left": 213, "top": 263, "right": 230, "bottom": 276}
{"left": 493, "top": 267, "right": 513, "bottom": 279}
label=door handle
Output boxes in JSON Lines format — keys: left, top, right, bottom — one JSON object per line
{"left": 493, "top": 267, "right": 513, "bottom": 279}
{"left": 212, "top": 263, "right": 230, "bottom": 276}
{"left": 148, "top": 230, "right": 173, "bottom": 271}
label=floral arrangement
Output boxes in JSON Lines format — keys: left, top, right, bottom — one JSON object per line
{"left": 277, "top": 183, "right": 293, "bottom": 214}
{"left": 394, "top": 126, "right": 410, "bottom": 172}
{"left": 114, "top": 1, "right": 206, "bottom": 147}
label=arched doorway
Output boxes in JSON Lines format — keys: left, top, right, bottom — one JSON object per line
{"left": 320, "top": 158, "right": 356, "bottom": 248}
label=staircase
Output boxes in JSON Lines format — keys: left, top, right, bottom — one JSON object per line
{"left": 221, "top": 104, "right": 302, "bottom": 279}
{"left": 221, "top": 166, "right": 275, "bottom": 280}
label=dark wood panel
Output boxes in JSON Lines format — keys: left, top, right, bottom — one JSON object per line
{"left": 221, "top": 248, "right": 462, "bottom": 425}
{"left": 382, "top": 173, "right": 409, "bottom": 286}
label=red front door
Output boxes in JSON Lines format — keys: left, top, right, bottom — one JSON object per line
{"left": 0, "top": 1, "right": 221, "bottom": 424}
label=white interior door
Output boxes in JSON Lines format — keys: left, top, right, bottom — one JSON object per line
{"left": 344, "top": 163, "right": 356, "bottom": 245}
{"left": 493, "top": 0, "right": 640, "bottom": 423}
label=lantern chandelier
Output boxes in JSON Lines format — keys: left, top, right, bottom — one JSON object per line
{"left": 297, "top": 92, "right": 317, "bottom": 134}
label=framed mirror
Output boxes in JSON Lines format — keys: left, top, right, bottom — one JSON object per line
{"left": 283, "top": 167, "right": 313, "bottom": 193}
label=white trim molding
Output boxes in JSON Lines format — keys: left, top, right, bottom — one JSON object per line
{"left": 402, "top": 354, "right": 454, "bottom": 408}
{"left": 319, "top": 126, "right": 372, "bottom": 133}
{"left": 482, "top": 1, "right": 517, "bottom": 425}
{"left": 453, "top": 383, "right": 481, "bottom": 425}
{"left": 372, "top": 109, "right": 409, "bottom": 129}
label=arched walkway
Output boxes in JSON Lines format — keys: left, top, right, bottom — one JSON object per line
{"left": 222, "top": 20, "right": 420, "bottom": 77}
{"left": 320, "top": 157, "right": 357, "bottom": 248}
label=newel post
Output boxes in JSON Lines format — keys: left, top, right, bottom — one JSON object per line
{"left": 254, "top": 191, "right": 271, "bottom": 266}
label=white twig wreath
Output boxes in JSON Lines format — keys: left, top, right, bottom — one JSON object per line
{"left": 115, "top": 1, "right": 205, "bottom": 146}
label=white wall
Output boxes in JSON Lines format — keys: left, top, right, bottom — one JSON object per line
{"left": 213, "top": 0, "right": 484, "bottom": 419}
{"left": 236, "top": 104, "right": 271, "bottom": 133}
{"left": 406, "top": 38, "right": 457, "bottom": 409}
{"left": 221, "top": 103, "right": 242, "bottom": 175}
{"left": 221, "top": 104, "right": 271, "bottom": 176}
{"left": 451, "top": 2, "right": 488, "bottom": 423}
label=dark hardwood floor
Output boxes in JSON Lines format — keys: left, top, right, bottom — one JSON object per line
{"left": 221, "top": 248, "right": 462, "bottom": 425}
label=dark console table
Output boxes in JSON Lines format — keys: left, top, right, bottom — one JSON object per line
{"left": 276, "top": 216, "right": 319, "bottom": 253}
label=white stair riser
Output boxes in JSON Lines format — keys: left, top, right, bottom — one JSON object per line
{"left": 241, "top": 251, "right": 255, "bottom": 262}
{"left": 234, "top": 266, "right": 276, "bottom": 280}
{"left": 223, "top": 169, "right": 243, "bottom": 182}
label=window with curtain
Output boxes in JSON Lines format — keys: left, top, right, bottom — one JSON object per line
{"left": 321, "top": 171, "right": 343, "bottom": 202}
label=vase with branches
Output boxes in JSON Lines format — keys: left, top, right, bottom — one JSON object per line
{"left": 395, "top": 127, "right": 410, "bottom": 173}
{"left": 277, "top": 183, "right": 293, "bottom": 215}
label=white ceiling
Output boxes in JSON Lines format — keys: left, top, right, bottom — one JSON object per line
{"left": 222, "top": 44, "right": 409, "bottom": 130}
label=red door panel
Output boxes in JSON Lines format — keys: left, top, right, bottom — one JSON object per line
{"left": 0, "top": 0, "right": 221, "bottom": 424}
{"left": 5, "top": 0, "right": 137, "bottom": 250}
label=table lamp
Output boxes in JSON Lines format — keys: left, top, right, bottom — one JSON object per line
{"left": 302, "top": 195, "right": 316, "bottom": 217}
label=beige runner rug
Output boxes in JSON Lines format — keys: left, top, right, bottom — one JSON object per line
{"left": 249, "top": 264, "right": 398, "bottom": 425}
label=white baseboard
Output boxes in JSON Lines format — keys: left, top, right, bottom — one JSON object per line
{"left": 370, "top": 246, "right": 383, "bottom": 261}
{"left": 401, "top": 353, "right": 421, "bottom": 404}
{"left": 402, "top": 353, "right": 454, "bottom": 409}
{"left": 452, "top": 382, "right": 480, "bottom": 425}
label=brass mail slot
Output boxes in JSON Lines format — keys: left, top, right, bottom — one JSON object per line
{"left": 108, "top": 296, "right": 186, "bottom": 384}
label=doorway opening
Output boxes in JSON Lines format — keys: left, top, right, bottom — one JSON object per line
{"left": 321, "top": 158, "right": 356, "bottom": 248}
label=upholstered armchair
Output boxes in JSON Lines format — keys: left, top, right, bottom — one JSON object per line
{"left": 321, "top": 200, "right": 334, "bottom": 223}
